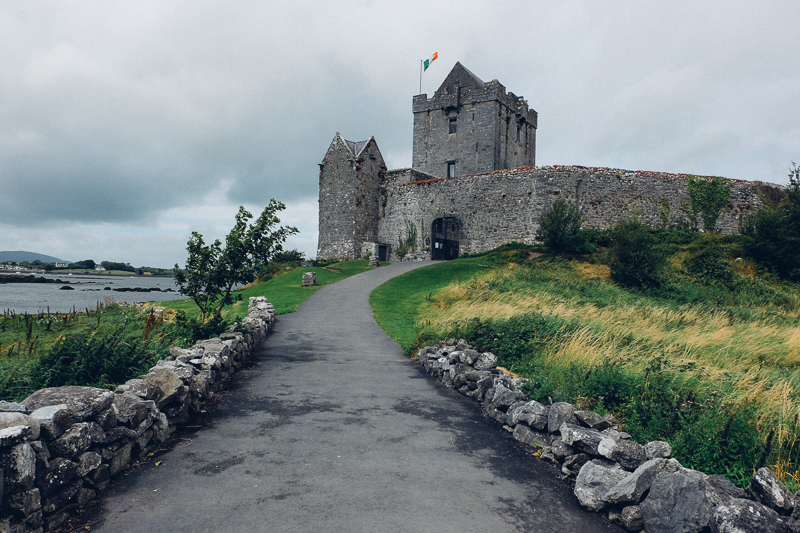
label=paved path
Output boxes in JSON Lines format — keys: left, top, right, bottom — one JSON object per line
{"left": 90, "top": 262, "right": 622, "bottom": 533}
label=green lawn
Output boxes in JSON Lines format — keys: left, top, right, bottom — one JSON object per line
{"left": 152, "top": 259, "right": 381, "bottom": 320}
{"left": 368, "top": 257, "right": 498, "bottom": 354}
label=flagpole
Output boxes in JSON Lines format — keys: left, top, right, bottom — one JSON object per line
{"left": 420, "top": 60, "right": 423, "bottom": 95}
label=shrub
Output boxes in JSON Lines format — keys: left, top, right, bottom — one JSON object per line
{"left": 536, "top": 198, "right": 594, "bottom": 254}
{"left": 686, "top": 248, "right": 735, "bottom": 286}
{"left": 741, "top": 165, "right": 800, "bottom": 281}
{"left": 607, "top": 215, "right": 666, "bottom": 288}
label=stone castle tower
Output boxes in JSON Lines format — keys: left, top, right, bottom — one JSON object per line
{"left": 317, "top": 134, "right": 386, "bottom": 260}
{"left": 318, "top": 63, "right": 769, "bottom": 262}
{"left": 412, "top": 62, "right": 537, "bottom": 177}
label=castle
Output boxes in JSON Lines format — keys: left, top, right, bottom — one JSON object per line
{"left": 317, "top": 63, "right": 771, "bottom": 261}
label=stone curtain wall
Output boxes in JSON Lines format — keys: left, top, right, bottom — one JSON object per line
{"left": 0, "top": 297, "right": 276, "bottom": 533}
{"left": 417, "top": 338, "right": 800, "bottom": 533}
{"left": 378, "top": 166, "right": 773, "bottom": 259}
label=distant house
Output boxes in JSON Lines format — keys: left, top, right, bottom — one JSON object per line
{"left": 55, "top": 263, "right": 68, "bottom": 268}
{"left": 95, "top": 266, "right": 105, "bottom": 271}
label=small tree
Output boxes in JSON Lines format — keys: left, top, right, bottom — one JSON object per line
{"left": 174, "top": 200, "right": 298, "bottom": 320}
{"left": 741, "top": 163, "right": 800, "bottom": 281}
{"left": 607, "top": 214, "right": 665, "bottom": 288}
{"left": 535, "top": 198, "right": 591, "bottom": 254}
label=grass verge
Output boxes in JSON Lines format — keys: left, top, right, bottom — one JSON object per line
{"left": 369, "top": 242, "right": 800, "bottom": 488}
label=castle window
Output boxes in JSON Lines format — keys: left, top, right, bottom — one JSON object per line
{"left": 447, "top": 161, "right": 456, "bottom": 178}
{"left": 449, "top": 117, "right": 457, "bottom": 134}
{"left": 517, "top": 125, "right": 521, "bottom": 142}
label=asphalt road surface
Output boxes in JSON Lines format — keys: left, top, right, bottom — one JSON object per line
{"left": 87, "top": 261, "right": 622, "bottom": 533}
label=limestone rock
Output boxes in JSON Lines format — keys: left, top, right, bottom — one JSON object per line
{"left": 620, "top": 505, "right": 644, "bottom": 531}
{"left": 0, "top": 401, "right": 28, "bottom": 413}
{"left": 548, "top": 402, "right": 578, "bottom": 433}
{"left": 140, "top": 368, "right": 184, "bottom": 409}
{"left": 640, "top": 469, "right": 714, "bottom": 533}
{"left": 42, "top": 478, "right": 83, "bottom": 513}
{"left": 38, "top": 457, "right": 79, "bottom": 497}
{"left": 597, "top": 436, "right": 646, "bottom": 470}
{"left": 77, "top": 451, "right": 102, "bottom": 477}
{"left": 488, "top": 386, "right": 527, "bottom": 410}
{"left": 113, "top": 391, "right": 151, "bottom": 428}
{"left": 560, "top": 423, "right": 605, "bottom": 456}
{"left": 302, "top": 271, "right": 317, "bottom": 286}
{"left": 513, "top": 424, "right": 551, "bottom": 450}
{"left": 574, "top": 410, "right": 612, "bottom": 431}
{"left": 710, "top": 498, "right": 789, "bottom": 533}
{"left": 507, "top": 401, "right": 549, "bottom": 430}
{"left": 49, "top": 422, "right": 91, "bottom": 458}
{"left": 0, "top": 425, "right": 31, "bottom": 447}
{"left": 459, "top": 349, "right": 481, "bottom": 365}
{"left": 603, "top": 458, "right": 681, "bottom": 505}
{"left": 0, "top": 442, "right": 36, "bottom": 491}
{"left": 0, "top": 412, "right": 39, "bottom": 440}
{"left": 562, "top": 453, "right": 590, "bottom": 476}
{"left": 29, "top": 404, "right": 72, "bottom": 440}
{"left": 574, "top": 460, "right": 628, "bottom": 511}
{"left": 645, "top": 440, "right": 672, "bottom": 459}
{"left": 473, "top": 352, "right": 498, "bottom": 371}
{"left": 550, "top": 438, "right": 576, "bottom": 460}
{"left": 22, "top": 386, "right": 114, "bottom": 422}
{"left": 747, "top": 467, "right": 795, "bottom": 515}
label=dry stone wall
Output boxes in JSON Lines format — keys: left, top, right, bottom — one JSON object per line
{"left": 416, "top": 338, "right": 800, "bottom": 533}
{"left": 0, "top": 297, "right": 276, "bottom": 533}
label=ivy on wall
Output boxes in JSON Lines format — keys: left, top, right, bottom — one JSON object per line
{"left": 686, "top": 175, "right": 732, "bottom": 231}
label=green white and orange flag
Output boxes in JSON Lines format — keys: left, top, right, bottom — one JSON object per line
{"left": 423, "top": 52, "right": 438, "bottom": 71}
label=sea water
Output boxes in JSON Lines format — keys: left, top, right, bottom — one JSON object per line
{"left": 0, "top": 273, "right": 186, "bottom": 313}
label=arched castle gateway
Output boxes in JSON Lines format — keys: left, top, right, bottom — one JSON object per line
{"left": 317, "top": 62, "right": 777, "bottom": 261}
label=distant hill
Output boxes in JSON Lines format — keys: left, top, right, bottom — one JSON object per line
{"left": 0, "top": 251, "right": 70, "bottom": 263}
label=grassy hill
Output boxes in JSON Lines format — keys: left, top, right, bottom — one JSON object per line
{"left": 370, "top": 238, "right": 800, "bottom": 488}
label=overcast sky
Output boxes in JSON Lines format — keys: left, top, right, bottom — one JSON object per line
{"left": 2, "top": 1, "right": 798, "bottom": 267}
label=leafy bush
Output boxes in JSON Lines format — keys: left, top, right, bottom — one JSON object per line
{"left": 536, "top": 198, "right": 594, "bottom": 254}
{"left": 172, "top": 311, "right": 229, "bottom": 346}
{"left": 686, "top": 248, "right": 735, "bottom": 286}
{"left": 607, "top": 215, "right": 666, "bottom": 288}
{"left": 395, "top": 220, "right": 418, "bottom": 259}
{"left": 741, "top": 165, "right": 800, "bottom": 281}
{"left": 30, "top": 326, "right": 164, "bottom": 391}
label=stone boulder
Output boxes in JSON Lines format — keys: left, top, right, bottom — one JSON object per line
{"left": 548, "top": 402, "right": 578, "bottom": 433}
{"left": 597, "top": 436, "right": 646, "bottom": 470}
{"left": 710, "top": 498, "right": 789, "bottom": 533}
{"left": 139, "top": 368, "right": 184, "bottom": 409}
{"left": 473, "top": 352, "right": 498, "bottom": 371}
{"left": 507, "top": 401, "right": 549, "bottom": 430}
{"left": 113, "top": 392, "right": 152, "bottom": 428}
{"left": 512, "top": 424, "right": 551, "bottom": 450}
{"left": 562, "top": 453, "right": 590, "bottom": 476}
{"left": 29, "top": 405, "right": 72, "bottom": 441}
{"left": 560, "top": 423, "right": 605, "bottom": 456}
{"left": 603, "top": 458, "right": 681, "bottom": 505}
{"left": 0, "top": 442, "right": 36, "bottom": 491}
{"left": 574, "top": 460, "right": 628, "bottom": 511}
{"left": 640, "top": 469, "right": 714, "bottom": 533}
{"left": 49, "top": 422, "right": 91, "bottom": 458}
{"left": 22, "top": 386, "right": 114, "bottom": 422}
{"left": 746, "top": 467, "right": 795, "bottom": 515}
{"left": 574, "top": 410, "right": 612, "bottom": 431}
{"left": 645, "top": 440, "right": 672, "bottom": 459}
{"left": 302, "top": 271, "right": 317, "bottom": 286}
{"left": 0, "top": 412, "right": 39, "bottom": 440}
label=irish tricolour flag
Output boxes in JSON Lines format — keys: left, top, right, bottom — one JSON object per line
{"left": 423, "top": 52, "right": 438, "bottom": 71}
